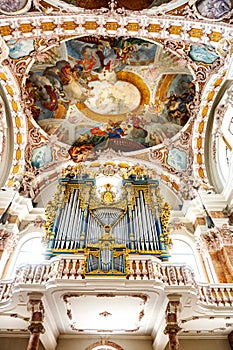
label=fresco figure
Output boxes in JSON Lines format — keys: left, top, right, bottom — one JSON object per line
{"left": 31, "top": 145, "right": 53, "bottom": 169}
{"left": 196, "top": 0, "right": 232, "bottom": 19}
{"left": 66, "top": 37, "right": 156, "bottom": 73}
{"left": 67, "top": 72, "right": 195, "bottom": 161}
{"left": 57, "top": 60, "right": 91, "bottom": 103}
{"left": 7, "top": 39, "right": 34, "bottom": 59}
{"left": 189, "top": 45, "right": 219, "bottom": 64}
{"left": 164, "top": 84, "right": 195, "bottom": 125}
{"left": 167, "top": 147, "right": 188, "bottom": 171}
{"left": 68, "top": 132, "right": 107, "bottom": 162}
{"left": 27, "top": 60, "right": 91, "bottom": 121}
{"left": 127, "top": 125, "right": 148, "bottom": 145}
{"left": 27, "top": 37, "right": 157, "bottom": 125}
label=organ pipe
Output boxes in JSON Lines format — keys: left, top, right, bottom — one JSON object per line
{"left": 44, "top": 167, "right": 171, "bottom": 263}
{"left": 67, "top": 190, "right": 78, "bottom": 244}
{"left": 132, "top": 206, "right": 140, "bottom": 250}
{"left": 70, "top": 198, "right": 80, "bottom": 248}
{"left": 139, "top": 191, "right": 151, "bottom": 250}
{"left": 147, "top": 204, "right": 159, "bottom": 250}
{"left": 54, "top": 195, "right": 69, "bottom": 249}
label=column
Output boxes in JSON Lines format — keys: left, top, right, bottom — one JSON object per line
{"left": 228, "top": 331, "right": 233, "bottom": 350}
{"left": 164, "top": 294, "right": 182, "bottom": 350}
{"left": 26, "top": 293, "right": 45, "bottom": 350}
{"left": 0, "top": 228, "right": 17, "bottom": 279}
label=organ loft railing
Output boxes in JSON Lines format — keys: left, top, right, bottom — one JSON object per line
{"left": 43, "top": 163, "right": 172, "bottom": 276}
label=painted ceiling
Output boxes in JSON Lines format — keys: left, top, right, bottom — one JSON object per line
{"left": 60, "top": 0, "right": 157, "bottom": 10}
{"left": 0, "top": 0, "right": 232, "bottom": 206}
{"left": 25, "top": 36, "right": 197, "bottom": 165}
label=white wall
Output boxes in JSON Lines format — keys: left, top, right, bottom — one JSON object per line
{"left": 0, "top": 336, "right": 45, "bottom": 350}
{"left": 56, "top": 336, "right": 153, "bottom": 350}
{"left": 165, "top": 338, "right": 231, "bottom": 350}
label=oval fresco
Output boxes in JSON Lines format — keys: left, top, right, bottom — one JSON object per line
{"left": 196, "top": 0, "right": 232, "bottom": 20}
{"left": 26, "top": 37, "right": 195, "bottom": 164}
{"left": 0, "top": 0, "right": 30, "bottom": 14}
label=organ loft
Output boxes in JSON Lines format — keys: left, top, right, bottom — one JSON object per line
{"left": 43, "top": 162, "right": 172, "bottom": 276}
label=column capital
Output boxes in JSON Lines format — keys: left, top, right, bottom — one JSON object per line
{"left": 164, "top": 323, "right": 181, "bottom": 335}
{"left": 27, "top": 293, "right": 45, "bottom": 332}
{"left": 28, "top": 322, "right": 45, "bottom": 334}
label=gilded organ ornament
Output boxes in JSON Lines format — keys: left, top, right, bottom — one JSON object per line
{"left": 43, "top": 163, "right": 172, "bottom": 274}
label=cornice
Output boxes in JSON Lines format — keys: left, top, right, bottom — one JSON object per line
{"left": 0, "top": 12, "right": 232, "bottom": 45}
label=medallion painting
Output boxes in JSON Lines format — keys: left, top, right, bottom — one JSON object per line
{"left": 196, "top": 0, "right": 232, "bottom": 19}
{"left": 0, "top": 0, "right": 30, "bottom": 14}
{"left": 26, "top": 37, "right": 195, "bottom": 164}
{"left": 189, "top": 45, "right": 219, "bottom": 64}
{"left": 8, "top": 39, "right": 35, "bottom": 59}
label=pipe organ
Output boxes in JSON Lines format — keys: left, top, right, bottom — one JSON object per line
{"left": 44, "top": 163, "right": 172, "bottom": 276}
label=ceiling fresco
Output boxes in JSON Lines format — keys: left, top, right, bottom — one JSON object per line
{"left": 25, "top": 36, "right": 196, "bottom": 166}
{"left": 60, "top": 0, "right": 173, "bottom": 10}
{"left": 0, "top": 0, "right": 186, "bottom": 15}
{"left": 0, "top": 0, "right": 231, "bottom": 199}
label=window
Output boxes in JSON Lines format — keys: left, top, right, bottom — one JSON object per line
{"left": 86, "top": 341, "right": 123, "bottom": 350}
{"left": 169, "top": 238, "right": 202, "bottom": 280}
{"left": 7, "top": 233, "right": 45, "bottom": 278}
{"left": 92, "top": 347, "right": 118, "bottom": 350}
{"left": 15, "top": 237, "right": 45, "bottom": 266}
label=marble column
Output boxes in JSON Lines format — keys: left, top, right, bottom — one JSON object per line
{"left": 26, "top": 293, "right": 45, "bottom": 350}
{"left": 27, "top": 323, "right": 45, "bottom": 350}
{"left": 164, "top": 294, "right": 182, "bottom": 350}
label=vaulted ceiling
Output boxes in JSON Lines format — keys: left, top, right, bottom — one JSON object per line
{"left": 0, "top": 0, "right": 232, "bottom": 208}
{"left": 0, "top": 2, "right": 233, "bottom": 349}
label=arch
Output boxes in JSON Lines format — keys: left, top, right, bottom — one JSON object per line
{"left": 205, "top": 80, "right": 233, "bottom": 192}
{"left": 0, "top": 84, "right": 14, "bottom": 188}
{"left": 33, "top": 156, "right": 184, "bottom": 211}
{"left": 6, "top": 231, "right": 45, "bottom": 278}
{"left": 169, "top": 233, "right": 206, "bottom": 281}
{"left": 85, "top": 341, "right": 124, "bottom": 350}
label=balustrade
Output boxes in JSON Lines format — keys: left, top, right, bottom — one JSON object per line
{"left": 198, "top": 284, "right": 233, "bottom": 306}
{"left": 2, "top": 257, "right": 197, "bottom": 287}
{"left": 1, "top": 256, "right": 233, "bottom": 310}
{"left": 0, "top": 280, "right": 13, "bottom": 302}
